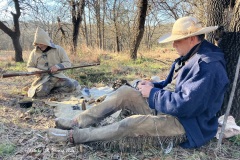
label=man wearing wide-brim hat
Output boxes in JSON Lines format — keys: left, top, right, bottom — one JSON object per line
{"left": 48, "top": 16, "right": 229, "bottom": 149}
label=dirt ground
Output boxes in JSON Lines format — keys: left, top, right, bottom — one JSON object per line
{"left": 0, "top": 75, "right": 93, "bottom": 159}
{"left": 0, "top": 66, "right": 239, "bottom": 159}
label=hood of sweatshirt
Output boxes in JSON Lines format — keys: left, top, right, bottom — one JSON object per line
{"left": 33, "top": 27, "right": 55, "bottom": 48}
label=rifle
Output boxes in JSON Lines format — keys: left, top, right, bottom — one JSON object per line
{"left": 1, "top": 63, "right": 100, "bottom": 78}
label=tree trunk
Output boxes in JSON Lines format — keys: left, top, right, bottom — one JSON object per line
{"left": 83, "top": 9, "right": 89, "bottom": 46}
{"left": 130, "top": 0, "right": 148, "bottom": 60}
{"left": 0, "top": 0, "right": 23, "bottom": 62}
{"left": 87, "top": 1, "right": 93, "bottom": 47}
{"left": 206, "top": 0, "right": 226, "bottom": 43}
{"left": 208, "top": 0, "right": 240, "bottom": 121}
{"left": 70, "top": 0, "right": 85, "bottom": 54}
{"left": 94, "top": 0, "right": 102, "bottom": 49}
{"left": 113, "top": 0, "right": 120, "bottom": 52}
{"left": 12, "top": 35, "right": 23, "bottom": 62}
{"left": 220, "top": 0, "right": 240, "bottom": 121}
{"left": 57, "top": 17, "right": 67, "bottom": 44}
{"left": 102, "top": 0, "right": 107, "bottom": 50}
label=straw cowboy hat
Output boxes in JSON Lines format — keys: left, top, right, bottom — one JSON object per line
{"left": 158, "top": 16, "right": 218, "bottom": 43}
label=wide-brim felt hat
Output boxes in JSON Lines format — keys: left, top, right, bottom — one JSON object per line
{"left": 158, "top": 16, "right": 218, "bottom": 43}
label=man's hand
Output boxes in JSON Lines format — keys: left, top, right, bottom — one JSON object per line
{"left": 138, "top": 80, "right": 154, "bottom": 86}
{"left": 49, "top": 65, "right": 59, "bottom": 73}
{"left": 138, "top": 80, "right": 154, "bottom": 98}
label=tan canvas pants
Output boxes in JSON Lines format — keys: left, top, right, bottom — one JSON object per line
{"left": 72, "top": 85, "right": 185, "bottom": 144}
{"left": 35, "top": 76, "right": 77, "bottom": 97}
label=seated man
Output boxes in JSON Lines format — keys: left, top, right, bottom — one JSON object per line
{"left": 48, "top": 16, "right": 229, "bottom": 148}
{"left": 27, "top": 27, "right": 79, "bottom": 97}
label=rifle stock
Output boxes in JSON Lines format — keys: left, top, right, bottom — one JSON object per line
{"left": 2, "top": 63, "right": 100, "bottom": 78}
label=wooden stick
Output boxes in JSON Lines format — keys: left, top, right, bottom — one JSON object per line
{"left": 217, "top": 54, "right": 240, "bottom": 148}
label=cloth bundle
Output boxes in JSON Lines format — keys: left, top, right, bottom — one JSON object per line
{"left": 216, "top": 115, "right": 240, "bottom": 139}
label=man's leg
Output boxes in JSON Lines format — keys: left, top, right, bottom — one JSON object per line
{"left": 35, "top": 77, "right": 59, "bottom": 97}
{"left": 49, "top": 114, "right": 185, "bottom": 144}
{"left": 55, "top": 85, "right": 152, "bottom": 129}
{"left": 53, "top": 78, "right": 79, "bottom": 93}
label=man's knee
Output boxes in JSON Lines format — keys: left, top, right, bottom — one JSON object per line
{"left": 35, "top": 85, "right": 51, "bottom": 97}
{"left": 117, "top": 85, "right": 133, "bottom": 91}
{"left": 67, "top": 80, "right": 79, "bottom": 92}
{"left": 64, "top": 81, "right": 75, "bottom": 91}
{"left": 58, "top": 79, "right": 79, "bottom": 92}
{"left": 116, "top": 85, "right": 138, "bottom": 97}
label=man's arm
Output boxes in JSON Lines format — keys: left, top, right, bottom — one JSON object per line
{"left": 148, "top": 61, "right": 228, "bottom": 118}
{"left": 55, "top": 46, "right": 72, "bottom": 69}
{"left": 27, "top": 49, "right": 44, "bottom": 72}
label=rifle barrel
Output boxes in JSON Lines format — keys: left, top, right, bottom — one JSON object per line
{"left": 1, "top": 72, "right": 33, "bottom": 78}
{"left": 1, "top": 63, "right": 100, "bottom": 78}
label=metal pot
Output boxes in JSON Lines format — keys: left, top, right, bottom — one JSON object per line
{"left": 18, "top": 100, "right": 33, "bottom": 108}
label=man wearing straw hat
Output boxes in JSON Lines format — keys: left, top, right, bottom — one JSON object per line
{"left": 48, "top": 16, "right": 229, "bottom": 149}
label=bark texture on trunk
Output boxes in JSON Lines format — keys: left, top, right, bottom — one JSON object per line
{"left": 130, "top": 0, "right": 148, "bottom": 60}
{"left": 208, "top": 0, "right": 240, "bottom": 121}
{"left": 70, "top": 0, "right": 85, "bottom": 54}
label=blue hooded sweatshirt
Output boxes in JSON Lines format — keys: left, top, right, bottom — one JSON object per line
{"left": 148, "top": 40, "right": 229, "bottom": 148}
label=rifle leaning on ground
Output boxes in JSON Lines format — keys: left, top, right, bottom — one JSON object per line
{"left": 1, "top": 63, "right": 100, "bottom": 78}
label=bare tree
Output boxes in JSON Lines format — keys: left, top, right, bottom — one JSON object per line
{"left": 113, "top": 0, "right": 121, "bottom": 52}
{"left": 130, "top": 0, "right": 148, "bottom": 60}
{"left": 82, "top": 7, "right": 89, "bottom": 46}
{"left": 92, "top": 0, "right": 102, "bottom": 49}
{"left": 144, "top": 2, "right": 165, "bottom": 49}
{"left": 0, "top": 0, "right": 23, "bottom": 62}
{"left": 86, "top": 1, "right": 93, "bottom": 47}
{"left": 102, "top": 0, "right": 107, "bottom": 50}
{"left": 187, "top": 0, "right": 208, "bottom": 24}
{"left": 152, "top": 0, "right": 192, "bottom": 20}
{"left": 104, "top": 0, "right": 132, "bottom": 52}
{"left": 69, "top": 0, "right": 85, "bottom": 54}
{"left": 56, "top": 17, "right": 67, "bottom": 44}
